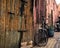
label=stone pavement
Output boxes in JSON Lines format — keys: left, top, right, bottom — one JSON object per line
{"left": 21, "top": 32, "right": 60, "bottom": 48}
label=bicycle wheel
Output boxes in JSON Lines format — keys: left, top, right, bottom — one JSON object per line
{"left": 33, "top": 29, "right": 48, "bottom": 47}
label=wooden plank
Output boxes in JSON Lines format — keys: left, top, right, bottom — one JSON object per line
{"left": 5, "top": 0, "right": 11, "bottom": 48}
{"left": 22, "top": 0, "right": 33, "bottom": 42}
{"left": 0, "top": 0, "right": 6, "bottom": 48}
{"left": 5, "top": 0, "right": 20, "bottom": 48}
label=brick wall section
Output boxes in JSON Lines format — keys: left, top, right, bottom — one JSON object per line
{"left": 58, "top": 4, "right": 60, "bottom": 16}
{"left": 53, "top": 2, "right": 58, "bottom": 24}
{"left": 46, "top": 0, "right": 58, "bottom": 25}
{"left": 33, "top": 0, "right": 46, "bottom": 25}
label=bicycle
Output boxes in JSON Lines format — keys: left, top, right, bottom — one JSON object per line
{"left": 33, "top": 16, "right": 48, "bottom": 47}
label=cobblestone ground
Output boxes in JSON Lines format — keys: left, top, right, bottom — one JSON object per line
{"left": 21, "top": 32, "right": 60, "bottom": 48}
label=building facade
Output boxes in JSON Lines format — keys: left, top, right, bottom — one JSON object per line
{"left": 46, "top": 0, "right": 58, "bottom": 25}
{"left": 58, "top": 4, "right": 60, "bottom": 16}
{"left": 33, "top": 0, "right": 46, "bottom": 30}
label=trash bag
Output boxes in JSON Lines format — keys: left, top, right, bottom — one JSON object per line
{"left": 48, "top": 26, "right": 54, "bottom": 37}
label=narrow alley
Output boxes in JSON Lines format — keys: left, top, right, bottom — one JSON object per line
{"left": 21, "top": 32, "right": 60, "bottom": 48}
{"left": 0, "top": 0, "right": 60, "bottom": 48}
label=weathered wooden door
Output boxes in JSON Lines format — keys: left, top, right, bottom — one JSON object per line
{"left": 0, "top": 0, "right": 20, "bottom": 48}
{"left": 0, "top": 0, "right": 33, "bottom": 48}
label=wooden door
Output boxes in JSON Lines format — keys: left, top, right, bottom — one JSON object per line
{"left": 0, "top": 0, "right": 33, "bottom": 48}
{"left": 0, "top": 0, "right": 20, "bottom": 48}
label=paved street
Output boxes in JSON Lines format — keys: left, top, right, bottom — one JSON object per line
{"left": 21, "top": 32, "right": 60, "bottom": 48}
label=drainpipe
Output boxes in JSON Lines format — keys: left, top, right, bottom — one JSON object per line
{"left": 18, "top": 0, "right": 27, "bottom": 48}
